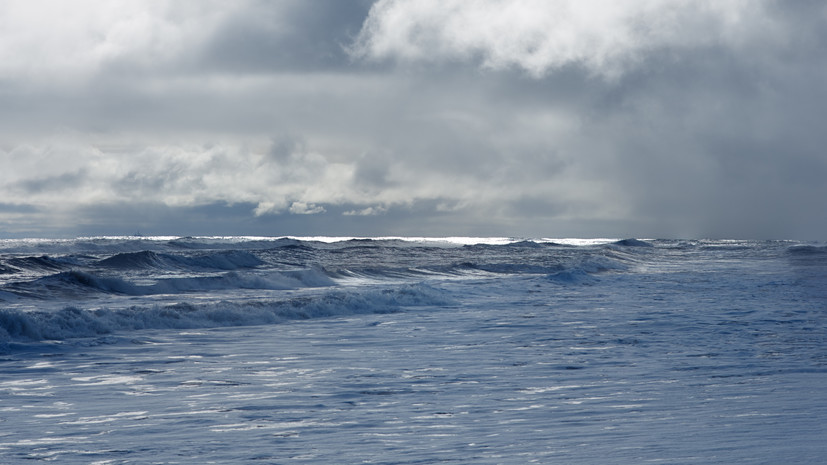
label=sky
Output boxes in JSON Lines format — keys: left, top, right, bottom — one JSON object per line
{"left": 1, "top": 0, "right": 826, "bottom": 240}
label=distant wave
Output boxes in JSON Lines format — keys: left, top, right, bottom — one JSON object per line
{"left": 610, "top": 238, "right": 654, "bottom": 247}
{"left": 0, "top": 236, "right": 629, "bottom": 257}
{"left": 166, "top": 236, "right": 304, "bottom": 250}
{"left": 96, "top": 250, "right": 264, "bottom": 271}
{"left": 787, "top": 245, "right": 827, "bottom": 256}
{"left": 330, "top": 252, "right": 630, "bottom": 282}
{"left": 461, "top": 240, "right": 551, "bottom": 250}
{"left": 0, "top": 284, "right": 451, "bottom": 345}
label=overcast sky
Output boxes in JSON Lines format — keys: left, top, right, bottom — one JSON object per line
{"left": 1, "top": 0, "right": 825, "bottom": 239}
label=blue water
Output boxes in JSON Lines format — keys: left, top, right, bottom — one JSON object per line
{"left": 1, "top": 237, "right": 826, "bottom": 463}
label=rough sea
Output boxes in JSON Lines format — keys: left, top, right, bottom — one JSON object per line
{"left": 1, "top": 236, "right": 825, "bottom": 464}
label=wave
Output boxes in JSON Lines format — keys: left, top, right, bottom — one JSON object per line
{"left": 4, "top": 255, "right": 73, "bottom": 272}
{"left": 610, "top": 238, "right": 654, "bottom": 247}
{"left": 165, "top": 236, "right": 304, "bottom": 250}
{"left": 0, "top": 283, "right": 452, "bottom": 345}
{"left": 0, "top": 237, "right": 649, "bottom": 303}
{"left": 95, "top": 250, "right": 167, "bottom": 269}
{"left": 457, "top": 262, "right": 565, "bottom": 275}
{"left": 461, "top": 240, "right": 551, "bottom": 251}
{"left": 331, "top": 259, "right": 624, "bottom": 281}
{"left": 7, "top": 268, "right": 336, "bottom": 298}
{"left": 324, "top": 245, "right": 634, "bottom": 283}
{"left": 96, "top": 250, "right": 264, "bottom": 271}
{"left": 0, "top": 264, "right": 17, "bottom": 275}
{"left": 330, "top": 266, "right": 447, "bottom": 281}
{"left": 787, "top": 245, "right": 827, "bottom": 256}
{"left": 546, "top": 269, "right": 595, "bottom": 283}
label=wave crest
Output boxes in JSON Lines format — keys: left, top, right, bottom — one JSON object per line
{"left": 96, "top": 250, "right": 264, "bottom": 271}
{"left": 8, "top": 267, "right": 336, "bottom": 298}
{"left": 0, "top": 284, "right": 451, "bottom": 345}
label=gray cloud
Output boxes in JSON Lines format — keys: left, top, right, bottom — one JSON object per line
{"left": 0, "top": 1, "right": 825, "bottom": 239}
{"left": 0, "top": 203, "right": 38, "bottom": 214}
{"left": 197, "top": 0, "right": 374, "bottom": 72}
{"left": 13, "top": 170, "right": 89, "bottom": 194}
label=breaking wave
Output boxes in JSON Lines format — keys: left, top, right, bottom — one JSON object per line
{"left": 9, "top": 268, "right": 336, "bottom": 298}
{"left": 0, "top": 284, "right": 451, "bottom": 344}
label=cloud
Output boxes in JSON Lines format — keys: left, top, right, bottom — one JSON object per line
{"left": 343, "top": 206, "right": 387, "bottom": 216}
{"left": 0, "top": 137, "right": 343, "bottom": 215}
{"left": 351, "top": 0, "right": 773, "bottom": 78}
{"left": 197, "top": 0, "right": 374, "bottom": 72}
{"left": 12, "top": 170, "right": 89, "bottom": 194}
{"left": 0, "top": 0, "right": 372, "bottom": 86}
{"left": 0, "top": 1, "right": 216, "bottom": 82}
{"left": 1, "top": 1, "right": 826, "bottom": 240}
{"left": 288, "top": 202, "right": 326, "bottom": 215}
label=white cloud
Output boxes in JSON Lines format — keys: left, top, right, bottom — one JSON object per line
{"left": 0, "top": 1, "right": 210, "bottom": 81}
{"left": 343, "top": 206, "right": 387, "bottom": 216}
{"left": 351, "top": 0, "right": 770, "bottom": 78}
{"left": 288, "top": 202, "right": 326, "bottom": 215}
{"left": 0, "top": 0, "right": 323, "bottom": 83}
{"left": 0, "top": 137, "right": 346, "bottom": 215}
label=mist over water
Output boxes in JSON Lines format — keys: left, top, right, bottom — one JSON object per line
{"left": 1, "top": 237, "right": 826, "bottom": 463}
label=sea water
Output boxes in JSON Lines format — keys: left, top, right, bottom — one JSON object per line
{"left": 1, "top": 237, "right": 825, "bottom": 463}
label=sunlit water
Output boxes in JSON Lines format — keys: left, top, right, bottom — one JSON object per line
{"left": 1, "top": 238, "right": 826, "bottom": 463}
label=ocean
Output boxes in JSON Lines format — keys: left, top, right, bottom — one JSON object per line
{"left": 1, "top": 236, "right": 826, "bottom": 463}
